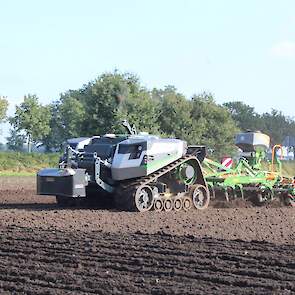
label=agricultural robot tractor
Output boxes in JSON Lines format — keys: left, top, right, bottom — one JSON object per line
{"left": 37, "top": 121, "right": 210, "bottom": 212}
{"left": 37, "top": 121, "right": 295, "bottom": 211}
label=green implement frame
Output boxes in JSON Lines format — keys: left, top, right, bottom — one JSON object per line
{"left": 202, "top": 145, "right": 295, "bottom": 205}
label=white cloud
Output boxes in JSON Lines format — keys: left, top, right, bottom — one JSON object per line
{"left": 270, "top": 41, "right": 295, "bottom": 58}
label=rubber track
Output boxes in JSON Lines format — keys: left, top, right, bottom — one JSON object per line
{"left": 115, "top": 155, "right": 200, "bottom": 211}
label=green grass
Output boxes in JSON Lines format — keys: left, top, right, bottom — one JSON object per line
{"left": 0, "top": 151, "right": 294, "bottom": 178}
{"left": 0, "top": 152, "right": 60, "bottom": 176}
{"left": 281, "top": 161, "right": 295, "bottom": 178}
{"left": 261, "top": 161, "right": 295, "bottom": 178}
{"left": 0, "top": 171, "right": 36, "bottom": 176}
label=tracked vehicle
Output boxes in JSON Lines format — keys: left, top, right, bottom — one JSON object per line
{"left": 37, "top": 121, "right": 210, "bottom": 212}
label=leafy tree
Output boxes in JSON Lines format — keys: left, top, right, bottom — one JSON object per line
{"left": 117, "top": 88, "right": 160, "bottom": 134}
{"left": 191, "top": 93, "right": 239, "bottom": 158}
{"left": 152, "top": 86, "right": 193, "bottom": 140}
{"left": 79, "top": 72, "right": 133, "bottom": 135}
{"left": 42, "top": 71, "right": 158, "bottom": 149}
{"left": 6, "top": 128, "right": 26, "bottom": 151}
{"left": 0, "top": 97, "right": 8, "bottom": 122}
{"left": 223, "top": 101, "right": 263, "bottom": 132}
{"left": 9, "top": 94, "right": 51, "bottom": 152}
{"left": 54, "top": 71, "right": 158, "bottom": 136}
{"left": 260, "top": 109, "right": 292, "bottom": 144}
{"left": 43, "top": 97, "right": 86, "bottom": 151}
{"left": 41, "top": 102, "right": 64, "bottom": 151}
{"left": 16, "top": 71, "right": 264, "bottom": 158}
{"left": 224, "top": 101, "right": 295, "bottom": 144}
{"left": 59, "top": 96, "right": 86, "bottom": 138}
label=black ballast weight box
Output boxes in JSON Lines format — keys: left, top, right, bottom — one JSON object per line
{"left": 37, "top": 168, "right": 87, "bottom": 198}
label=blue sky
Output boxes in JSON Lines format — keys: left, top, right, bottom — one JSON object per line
{"left": 0, "top": 0, "right": 295, "bottom": 141}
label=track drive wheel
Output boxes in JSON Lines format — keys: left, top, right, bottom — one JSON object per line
{"left": 190, "top": 185, "right": 210, "bottom": 210}
{"left": 134, "top": 185, "right": 154, "bottom": 212}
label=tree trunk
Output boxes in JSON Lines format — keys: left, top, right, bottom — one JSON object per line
{"left": 27, "top": 134, "right": 32, "bottom": 153}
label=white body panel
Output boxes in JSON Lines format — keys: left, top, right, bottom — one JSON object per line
{"left": 111, "top": 135, "right": 187, "bottom": 180}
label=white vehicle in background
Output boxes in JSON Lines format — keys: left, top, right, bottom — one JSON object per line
{"left": 66, "top": 137, "right": 91, "bottom": 152}
{"left": 58, "top": 137, "right": 91, "bottom": 167}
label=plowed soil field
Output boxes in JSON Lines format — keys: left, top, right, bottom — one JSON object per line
{"left": 0, "top": 177, "right": 294, "bottom": 294}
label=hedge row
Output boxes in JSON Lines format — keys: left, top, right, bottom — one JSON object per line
{"left": 0, "top": 152, "right": 59, "bottom": 175}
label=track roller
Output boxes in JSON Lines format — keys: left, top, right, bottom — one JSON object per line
{"left": 182, "top": 196, "right": 192, "bottom": 211}
{"left": 154, "top": 198, "right": 164, "bottom": 212}
{"left": 173, "top": 197, "right": 182, "bottom": 211}
{"left": 190, "top": 184, "right": 210, "bottom": 210}
{"left": 163, "top": 199, "right": 173, "bottom": 212}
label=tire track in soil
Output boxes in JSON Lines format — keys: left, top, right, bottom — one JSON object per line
{"left": 0, "top": 227, "right": 294, "bottom": 295}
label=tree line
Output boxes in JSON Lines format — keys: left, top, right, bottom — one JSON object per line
{"left": 1, "top": 72, "right": 295, "bottom": 157}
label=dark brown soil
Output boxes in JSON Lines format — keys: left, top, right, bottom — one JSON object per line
{"left": 1, "top": 177, "right": 294, "bottom": 245}
{"left": 0, "top": 176, "right": 56, "bottom": 205}
{"left": 0, "top": 227, "right": 294, "bottom": 295}
{"left": 0, "top": 177, "right": 294, "bottom": 294}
